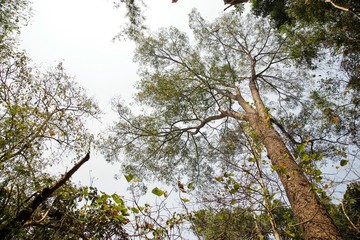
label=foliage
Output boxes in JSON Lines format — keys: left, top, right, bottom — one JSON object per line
{"left": 0, "top": 183, "right": 129, "bottom": 239}
{"left": 192, "top": 207, "right": 268, "bottom": 240}
{"left": 124, "top": 175, "right": 197, "bottom": 239}
{"left": 199, "top": 169, "right": 303, "bottom": 240}
{"left": 112, "top": 0, "right": 146, "bottom": 41}
{"left": 342, "top": 182, "right": 360, "bottom": 235}
{"left": 0, "top": 0, "right": 31, "bottom": 43}
{"left": 0, "top": 1, "right": 131, "bottom": 238}
{"left": 250, "top": 0, "right": 360, "bottom": 103}
{"left": 0, "top": 48, "right": 100, "bottom": 223}
{"left": 251, "top": 0, "right": 359, "bottom": 53}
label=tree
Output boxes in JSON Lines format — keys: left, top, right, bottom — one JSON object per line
{"left": 250, "top": 0, "right": 360, "bottom": 101}
{"left": 0, "top": 0, "right": 31, "bottom": 43}
{"left": 0, "top": 175, "right": 130, "bottom": 240}
{"left": 0, "top": 49, "right": 100, "bottom": 236}
{"left": 0, "top": 1, "right": 131, "bottom": 238}
{"left": 0, "top": 153, "right": 91, "bottom": 239}
{"left": 341, "top": 182, "right": 360, "bottom": 236}
{"left": 26, "top": 185, "right": 129, "bottom": 240}
{"left": 192, "top": 207, "right": 268, "bottom": 240}
{"left": 101, "top": 10, "right": 360, "bottom": 239}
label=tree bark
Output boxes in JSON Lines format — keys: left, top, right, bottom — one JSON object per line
{"left": 248, "top": 115, "right": 342, "bottom": 240}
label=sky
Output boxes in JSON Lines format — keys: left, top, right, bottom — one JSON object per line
{"left": 19, "top": 0, "right": 225, "bottom": 194}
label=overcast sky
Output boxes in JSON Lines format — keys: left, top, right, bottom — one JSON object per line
{"left": 19, "top": 0, "right": 225, "bottom": 194}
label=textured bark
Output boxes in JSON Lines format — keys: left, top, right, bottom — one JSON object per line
{"left": 248, "top": 115, "right": 342, "bottom": 240}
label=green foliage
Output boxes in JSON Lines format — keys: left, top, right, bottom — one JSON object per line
{"left": 112, "top": 0, "right": 146, "bottom": 41}
{"left": 267, "top": 1, "right": 360, "bottom": 116}
{"left": 0, "top": 53, "right": 100, "bottom": 213}
{"left": 325, "top": 183, "right": 360, "bottom": 240}
{"left": 0, "top": 0, "right": 31, "bottom": 44}
{"left": 342, "top": 182, "right": 360, "bottom": 231}
{"left": 125, "top": 173, "right": 135, "bottom": 182}
{"left": 270, "top": 203, "right": 303, "bottom": 239}
{"left": 103, "top": 11, "right": 359, "bottom": 239}
{"left": 14, "top": 185, "right": 129, "bottom": 239}
{"left": 192, "top": 207, "right": 267, "bottom": 240}
{"left": 250, "top": 0, "right": 360, "bottom": 94}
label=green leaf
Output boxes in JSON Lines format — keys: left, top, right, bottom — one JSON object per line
{"left": 297, "top": 143, "right": 306, "bottom": 154}
{"left": 215, "top": 176, "right": 224, "bottom": 182}
{"left": 124, "top": 174, "right": 134, "bottom": 182}
{"left": 181, "top": 198, "right": 190, "bottom": 203}
{"left": 112, "top": 194, "right": 124, "bottom": 205}
{"left": 233, "top": 183, "right": 241, "bottom": 190}
{"left": 230, "top": 188, "right": 238, "bottom": 194}
{"left": 151, "top": 187, "right": 165, "bottom": 197}
{"left": 131, "top": 207, "right": 140, "bottom": 213}
{"left": 340, "top": 159, "right": 349, "bottom": 166}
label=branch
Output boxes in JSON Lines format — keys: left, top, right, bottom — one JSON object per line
{"left": 183, "top": 113, "right": 227, "bottom": 134}
{"left": 324, "top": 0, "right": 360, "bottom": 20}
{"left": 220, "top": 109, "right": 247, "bottom": 121}
{"left": 270, "top": 118, "right": 300, "bottom": 145}
{"left": 341, "top": 200, "right": 360, "bottom": 234}
{"left": 0, "top": 152, "right": 90, "bottom": 239}
{"left": 249, "top": 59, "right": 267, "bottom": 116}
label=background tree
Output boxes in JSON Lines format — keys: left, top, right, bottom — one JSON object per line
{"left": 250, "top": 0, "right": 360, "bottom": 105}
{"left": 0, "top": 1, "right": 131, "bottom": 239}
{"left": 24, "top": 185, "right": 129, "bottom": 240}
{"left": 341, "top": 182, "right": 360, "bottom": 236}
{"left": 0, "top": 0, "right": 31, "bottom": 45}
{"left": 192, "top": 207, "right": 268, "bottom": 240}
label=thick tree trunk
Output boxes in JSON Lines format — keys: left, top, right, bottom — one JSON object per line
{"left": 249, "top": 115, "right": 342, "bottom": 240}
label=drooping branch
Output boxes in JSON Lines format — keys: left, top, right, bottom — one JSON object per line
{"left": 270, "top": 118, "right": 300, "bottom": 146}
{"left": 324, "top": 0, "right": 360, "bottom": 20}
{"left": 0, "top": 152, "right": 90, "bottom": 239}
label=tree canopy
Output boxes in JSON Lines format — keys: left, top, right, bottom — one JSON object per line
{"left": 2, "top": 0, "right": 359, "bottom": 239}
{"left": 102, "top": 8, "right": 359, "bottom": 239}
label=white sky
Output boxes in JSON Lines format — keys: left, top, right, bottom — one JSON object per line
{"left": 19, "top": 0, "right": 225, "bottom": 194}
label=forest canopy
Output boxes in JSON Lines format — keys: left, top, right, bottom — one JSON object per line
{"left": 1, "top": 0, "right": 359, "bottom": 239}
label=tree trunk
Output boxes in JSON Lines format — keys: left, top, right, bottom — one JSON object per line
{"left": 248, "top": 114, "right": 342, "bottom": 240}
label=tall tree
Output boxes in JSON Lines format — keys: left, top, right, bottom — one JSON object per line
{"left": 102, "top": 10, "right": 360, "bottom": 239}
